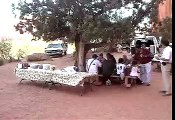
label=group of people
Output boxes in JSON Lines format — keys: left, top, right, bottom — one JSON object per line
{"left": 86, "top": 51, "right": 141, "bottom": 87}
{"left": 86, "top": 37, "right": 172, "bottom": 96}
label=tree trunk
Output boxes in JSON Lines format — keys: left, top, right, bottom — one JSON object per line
{"left": 74, "top": 34, "right": 88, "bottom": 72}
{"left": 108, "top": 39, "right": 116, "bottom": 52}
{"left": 77, "top": 40, "right": 85, "bottom": 72}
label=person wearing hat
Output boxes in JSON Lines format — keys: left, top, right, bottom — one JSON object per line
{"left": 155, "top": 38, "right": 172, "bottom": 96}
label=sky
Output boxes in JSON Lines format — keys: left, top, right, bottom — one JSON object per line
{"left": 0, "top": 0, "right": 150, "bottom": 40}
{"left": 0, "top": 0, "right": 32, "bottom": 40}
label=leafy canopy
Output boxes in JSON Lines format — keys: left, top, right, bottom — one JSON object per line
{"left": 12, "top": 0, "right": 161, "bottom": 43}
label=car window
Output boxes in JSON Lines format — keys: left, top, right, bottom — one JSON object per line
{"left": 47, "top": 44, "right": 62, "bottom": 48}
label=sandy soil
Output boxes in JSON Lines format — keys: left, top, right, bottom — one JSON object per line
{"left": 0, "top": 52, "right": 172, "bottom": 120}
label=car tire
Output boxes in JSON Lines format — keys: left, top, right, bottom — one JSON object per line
{"left": 63, "top": 51, "right": 67, "bottom": 55}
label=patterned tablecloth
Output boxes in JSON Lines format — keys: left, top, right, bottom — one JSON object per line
{"left": 15, "top": 68, "right": 97, "bottom": 86}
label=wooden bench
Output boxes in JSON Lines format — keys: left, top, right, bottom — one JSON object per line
{"left": 97, "top": 74, "right": 140, "bottom": 86}
{"left": 97, "top": 74, "right": 123, "bottom": 84}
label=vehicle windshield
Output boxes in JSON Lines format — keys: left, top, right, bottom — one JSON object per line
{"left": 47, "top": 44, "right": 62, "bottom": 48}
{"left": 132, "top": 38, "right": 154, "bottom": 47}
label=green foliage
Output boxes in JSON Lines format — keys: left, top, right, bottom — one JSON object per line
{"left": 12, "top": 0, "right": 159, "bottom": 45}
{"left": 158, "top": 17, "right": 172, "bottom": 42}
{"left": 0, "top": 39, "right": 12, "bottom": 60}
{"left": 16, "top": 49, "right": 28, "bottom": 60}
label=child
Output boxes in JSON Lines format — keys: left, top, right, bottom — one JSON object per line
{"left": 116, "top": 58, "right": 126, "bottom": 81}
{"left": 124, "top": 60, "right": 140, "bottom": 88}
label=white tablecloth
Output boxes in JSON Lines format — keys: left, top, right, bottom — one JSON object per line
{"left": 15, "top": 68, "right": 97, "bottom": 86}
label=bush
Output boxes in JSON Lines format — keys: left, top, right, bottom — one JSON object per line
{"left": 8, "top": 56, "right": 18, "bottom": 63}
{"left": 16, "top": 49, "right": 28, "bottom": 60}
{"left": 0, "top": 39, "right": 12, "bottom": 60}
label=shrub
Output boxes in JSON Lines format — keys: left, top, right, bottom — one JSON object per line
{"left": 0, "top": 39, "right": 12, "bottom": 60}
{"left": 8, "top": 56, "right": 18, "bottom": 63}
{"left": 16, "top": 49, "right": 27, "bottom": 60}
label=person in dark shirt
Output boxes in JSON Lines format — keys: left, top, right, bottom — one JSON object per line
{"left": 102, "top": 53, "right": 116, "bottom": 85}
{"left": 139, "top": 43, "right": 153, "bottom": 86}
{"left": 111, "top": 54, "right": 117, "bottom": 64}
{"left": 132, "top": 46, "right": 141, "bottom": 64}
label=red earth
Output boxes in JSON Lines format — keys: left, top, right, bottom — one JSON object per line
{"left": 0, "top": 52, "right": 172, "bottom": 120}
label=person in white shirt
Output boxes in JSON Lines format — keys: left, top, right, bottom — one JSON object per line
{"left": 155, "top": 38, "right": 172, "bottom": 96}
{"left": 86, "top": 54, "right": 102, "bottom": 74}
{"left": 125, "top": 60, "right": 140, "bottom": 88}
{"left": 116, "top": 58, "right": 126, "bottom": 80}
{"left": 117, "top": 44, "right": 122, "bottom": 53}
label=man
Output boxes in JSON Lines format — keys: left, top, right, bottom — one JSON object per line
{"left": 139, "top": 43, "right": 153, "bottom": 86}
{"left": 155, "top": 38, "right": 172, "bottom": 96}
{"left": 102, "top": 53, "right": 116, "bottom": 85}
{"left": 132, "top": 46, "right": 141, "bottom": 64}
{"left": 117, "top": 44, "right": 122, "bottom": 53}
{"left": 87, "top": 54, "right": 102, "bottom": 74}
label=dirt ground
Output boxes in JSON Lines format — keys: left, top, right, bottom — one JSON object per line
{"left": 0, "top": 52, "right": 172, "bottom": 120}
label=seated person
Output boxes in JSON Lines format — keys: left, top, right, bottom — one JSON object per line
{"left": 102, "top": 53, "right": 116, "bottom": 85}
{"left": 111, "top": 54, "right": 117, "bottom": 64}
{"left": 86, "top": 54, "right": 102, "bottom": 74}
{"left": 124, "top": 60, "right": 140, "bottom": 88}
{"left": 97, "top": 53, "right": 106, "bottom": 74}
{"left": 87, "top": 54, "right": 102, "bottom": 85}
{"left": 116, "top": 58, "right": 126, "bottom": 80}
{"left": 97, "top": 53, "right": 106, "bottom": 63}
{"left": 123, "top": 55, "right": 131, "bottom": 65}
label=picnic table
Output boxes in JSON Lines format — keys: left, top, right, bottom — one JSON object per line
{"left": 15, "top": 68, "right": 98, "bottom": 96}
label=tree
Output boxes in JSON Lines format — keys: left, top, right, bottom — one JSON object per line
{"left": 12, "top": 0, "right": 161, "bottom": 71}
{"left": 152, "top": 17, "right": 172, "bottom": 42}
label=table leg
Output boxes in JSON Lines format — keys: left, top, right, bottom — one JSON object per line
{"left": 19, "top": 79, "right": 24, "bottom": 83}
{"left": 49, "top": 82, "right": 55, "bottom": 90}
{"left": 42, "top": 81, "right": 48, "bottom": 88}
{"left": 80, "top": 85, "right": 85, "bottom": 96}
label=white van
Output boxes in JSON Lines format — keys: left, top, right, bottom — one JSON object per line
{"left": 45, "top": 42, "right": 67, "bottom": 57}
{"left": 130, "top": 36, "right": 160, "bottom": 55}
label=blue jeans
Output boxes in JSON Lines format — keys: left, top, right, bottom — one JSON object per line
{"left": 140, "top": 62, "right": 152, "bottom": 84}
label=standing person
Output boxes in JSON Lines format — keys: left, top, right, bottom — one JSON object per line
{"left": 132, "top": 46, "right": 141, "bottom": 64}
{"left": 139, "top": 43, "right": 153, "bottom": 86}
{"left": 86, "top": 54, "right": 102, "bottom": 74}
{"left": 117, "top": 43, "right": 122, "bottom": 53}
{"left": 155, "top": 38, "right": 172, "bottom": 96}
{"left": 102, "top": 53, "right": 116, "bottom": 85}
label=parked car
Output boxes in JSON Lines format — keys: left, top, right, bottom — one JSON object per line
{"left": 45, "top": 43, "right": 67, "bottom": 57}
{"left": 121, "top": 42, "right": 130, "bottom": 52}
{"left": 130, "top": 36, "right": 159, "bottom": 55}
